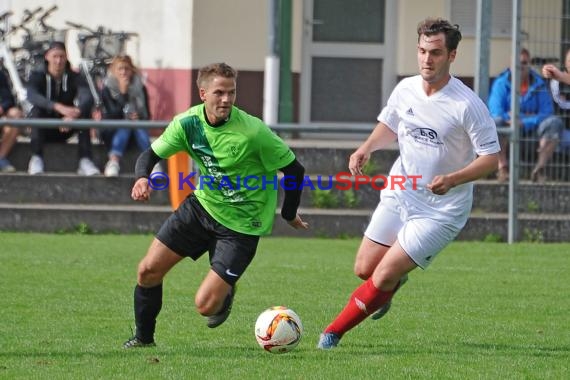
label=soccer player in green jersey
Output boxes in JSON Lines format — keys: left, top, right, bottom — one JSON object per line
{"left": 123, "top": 63, "right": 309, "bottom": 348}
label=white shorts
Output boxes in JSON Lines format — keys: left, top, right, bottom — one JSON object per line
{"left": 364, "top": 192, "right": 461, "bottom": 269}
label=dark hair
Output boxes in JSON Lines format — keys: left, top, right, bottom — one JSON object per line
{"left": 417, "top": 17, "right": 462, "bottom": 51}
{"left": 196, "top": 63, "right": 237, "bottom": 88}
{"left": 46, "top": 40, "right": 66, "bottom": 53}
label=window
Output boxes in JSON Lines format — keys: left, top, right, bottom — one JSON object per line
{"left": 451, "top": 0, "right": 512, "bottom": 36}
{"left": 313, "top": 0, "right": 385, "bottom": 43}
{"left": 311, "top": 57, "right": 383, "bottom": 122}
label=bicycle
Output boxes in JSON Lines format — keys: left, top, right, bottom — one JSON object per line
{"left": 65, "top": 21, "right": 138, "bottom": 109}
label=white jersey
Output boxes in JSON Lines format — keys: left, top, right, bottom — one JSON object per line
{"left": 378, "top": 75, "right": 500, "bottom": 225}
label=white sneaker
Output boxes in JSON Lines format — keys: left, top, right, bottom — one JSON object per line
{"left": 77, "top": 158, "right": 100, "bottom": 176}
{"left": 28, "top": 155, "right": 44, "bottom": 175}
{"left": 104, "top": 160, "right": 120, "bottom": 177}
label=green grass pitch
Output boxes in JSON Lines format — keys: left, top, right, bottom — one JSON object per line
{"left": 1, "top": 233, "right": 568, "bottom": 379}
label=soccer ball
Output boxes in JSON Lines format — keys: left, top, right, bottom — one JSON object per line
{"left": 254, "top": 306, "right": 303, "bottom": 353}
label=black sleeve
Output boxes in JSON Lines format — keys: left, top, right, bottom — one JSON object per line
{"left": 279, "top": 158, "right": 305, "bottom": 221}
{"left": 0, "top": 72, "right": 15, "bottom": 111}
{"left": 74, "top": 72, "right": 94, "bottom": 117}
{"left": 142, "top": 85, "right": 151, "bottom": 120}
{"left": 25, "top": 71, "right": 54, "bottom": 111}
{"left": 135, "top": 147, "right": 162, "bottom": 179}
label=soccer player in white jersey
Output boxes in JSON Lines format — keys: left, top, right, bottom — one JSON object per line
{"left": 317, "top": 17, "right": 500, "bottom": 350}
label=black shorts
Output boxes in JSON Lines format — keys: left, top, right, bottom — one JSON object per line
{"left": 156, "top": 194, "right": 260, "bottom": 285}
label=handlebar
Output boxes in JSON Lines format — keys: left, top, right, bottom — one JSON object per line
{"left": 65, "top": 21, "right": 95, "bottom": 34}
{"left": 8, "top": 7, "right": 43, "bottom": 35}
{"left": 22, "top": 7, "right": 43, "bottom": 23}
{"left": 41, "top": 5, "right": 58, "bottom": 18}
{"left": 67, "top": 21, "right": 138, "bottom": 39}
{"left": 39, "top": 5, "right": 58, "bottom": 29}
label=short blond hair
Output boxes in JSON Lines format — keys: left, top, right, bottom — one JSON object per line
{"left": 196, "top": 62, "right": 237, "bottom": 88}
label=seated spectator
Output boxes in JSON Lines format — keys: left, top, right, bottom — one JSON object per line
{"left": 25, "top": 41, "right": 100, "bottom": 176}
{"left": 0, "top": 70, "right": 23, "bottom": 172}
{"left": 100, "top": 55, "right": 151, "bottom": 177}
{"left": 488, "top": 47, "right": 562, "bottom": 182}
{"left": 542, "top": 48, "right": 570, "bottom": 178}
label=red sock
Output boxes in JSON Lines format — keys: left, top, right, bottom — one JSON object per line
{"left": 324, "top": 278, "right": 394, "bottom": 337}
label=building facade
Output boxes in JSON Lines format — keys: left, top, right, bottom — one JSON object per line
{"left": 3, "top": 0, "right": 566, "bottom": 124}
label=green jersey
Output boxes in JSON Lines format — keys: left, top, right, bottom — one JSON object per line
{"left": 152, "top": 104, "right": 295, "bottom": 235}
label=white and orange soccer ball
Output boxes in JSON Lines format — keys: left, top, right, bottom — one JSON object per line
{"left": 254, "top": 306, "right": 303, "bottom": 353}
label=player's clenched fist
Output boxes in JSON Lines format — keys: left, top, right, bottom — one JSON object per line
{"left": 131, "top": 177, "right": 152, "bottom": 201}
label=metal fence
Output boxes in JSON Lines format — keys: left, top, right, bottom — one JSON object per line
{"left": 520, "top": 0, "right": 569, "bottom": 181}
{"left": 506, "top": 0, "right": 570, "bottom": 242}
{"left": 1, "top": 118, "right": 377, "bottom": 135}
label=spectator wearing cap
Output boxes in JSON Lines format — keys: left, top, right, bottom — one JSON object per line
{"left": 25, "top": 41, "right": 100, "bottom": 175}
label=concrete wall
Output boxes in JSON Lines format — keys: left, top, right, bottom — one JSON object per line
{"left": 192, "top": 0, "right": 266, "bottom": 69}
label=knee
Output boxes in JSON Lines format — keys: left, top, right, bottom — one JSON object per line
{"left": 194, "top": 293, "right": 218, "bottom": 316}
{"left": 7, "top": 107, "right": 23, "bottom": 119}
{"left": 539, "top": 116, "right": 563, "bottom": 140}
{"left": 353, "top": 260, "right": 373, "bottom": 280}
{"left": 137, "top": 261, "right": 163, "bottom": 287}
{"left": 135, "top": 129, "right": 149, "bottom": 139}
{"left": 372, "top": 268, "right": 401, "bottom": 291}
{"left": 3, "top": 125, "right": 18, "bottom": 138}
{"left": 195, "top": 301, "right": 211, "bottom": 316}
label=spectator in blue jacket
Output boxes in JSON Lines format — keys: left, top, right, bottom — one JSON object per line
{"left": 488, "top": 48, "right": 562, "bottom": 182}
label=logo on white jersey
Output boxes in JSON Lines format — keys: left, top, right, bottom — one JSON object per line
{"left": 408, "top": 127, "right": 444, "bottom": 148}
{"left": 406, "top": 108, "right": 414, "bottom": 116}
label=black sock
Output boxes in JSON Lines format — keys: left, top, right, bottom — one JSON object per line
{"left": 134, "top": 283, "right": 163, "bottom": 343}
